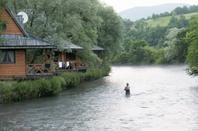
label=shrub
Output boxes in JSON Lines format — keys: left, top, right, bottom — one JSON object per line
{"left": 0, "top": 65, "right": 111, "bottom": 103}
{"left": 50, "top": 77, "right": 63, "bottom": 95}
{"left": 84, "top": 66, "right": 110, "bottom": 80}
{"left": 0, "top": 82, "right": 16, "bottom": 103}
{"left": 34, "top": 78, "right": 52, "bottom": 97}
{"left": 14, "top": 81, "right": 33, "bottom": 101}
{"left": 61, "top": 72, "right": 81, "bottom": 88}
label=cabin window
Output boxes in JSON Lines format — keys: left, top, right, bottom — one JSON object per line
{"left": 0, "top": 50, "right": 15, "bottom": 64}
{"left": 0, "top": 21, "right": 7, "bottom": 31}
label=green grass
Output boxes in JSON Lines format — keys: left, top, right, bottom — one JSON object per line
{"left": 146, "top": 12, "right": 198, "bottom": 27}
{"left": 147, "top": 16, "right": 171, "bottom": 27}
{"left": 184, "top": 12, "right": 198, "bottom": 19}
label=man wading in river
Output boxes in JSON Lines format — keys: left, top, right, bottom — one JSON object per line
{"left": 124, "top": 83, "right": 130, "bottom": 95}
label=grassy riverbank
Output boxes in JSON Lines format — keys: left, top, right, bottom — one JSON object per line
{"left": 0, "top": 66, "right": 110, "bottom": 103}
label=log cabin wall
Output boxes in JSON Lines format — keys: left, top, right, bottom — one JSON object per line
{"left": 0, "top": 9, "right": 26, "bottom": 77}
{"left": 0, "top": 50, "right": 26, "bottom": 77}
{"left": 0, "top": 9, "right": 23, "bottom": 35}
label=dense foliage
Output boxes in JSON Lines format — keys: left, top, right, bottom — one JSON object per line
{"left": 115, "top": 40, "right": 160, "bottom": 64}
{"left": 114, "top": 5, "right": 198, "bottom": 76}
{"left": 0, "top": 1, "right": 6, "bottom": 34}
{"left": 1, "top": 0, "right": 120, "bottom": 68}
{"left": 115, "top": 20, "right": 189, "bottom": 64}
{"left": 186, "top": 15, "right": 198, "bottom": 75}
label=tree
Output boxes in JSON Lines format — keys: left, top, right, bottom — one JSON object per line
{"left": 146, "top": 26, "right": 167, "bottom": 47}
{"left": 174, "top": 6, "right": 188, "bottom": 15}
{"left": 97, "top": 6, "right": 123, "bottom": 61}
{"left": 186, "top": 15, "right": 198, "bottom": 75}
{"left": 0, "top": 0, "right": 6, "bottom": 9}
{"left": 175, "top": 29, "right": 188, "bottom": 63}
{"left": 168, "top": 15, "right": 179, "bottom": 28}
{"left": 177, "top": 15, "right": 188, "bottom": 28}
{"left": 116, "top": 40, "right": 154, "bottom": 64}
{"left": 163, "top": 27, "right": 187, "bottom": 64}
{"left": 0, "top": 0, "right": 8, "bottom": 40}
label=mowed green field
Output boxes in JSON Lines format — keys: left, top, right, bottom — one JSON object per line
{"left": 146, "top": 12, "right": 198, "bottom": 27}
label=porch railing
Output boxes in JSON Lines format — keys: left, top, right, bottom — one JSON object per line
{"left": 26, "top": 61, "right": 88, "bottom": 76}
{"left": 26, "top": 64, "right": 54, "bottom": 75}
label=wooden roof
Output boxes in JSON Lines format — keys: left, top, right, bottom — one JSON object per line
{"left": 0, "top": 35, "right": 55, "bottom": 49}
{"left": 92, "top": 45, "right": 104, "bottom": 51}
{"left": 62, "top": 41, "right": 83, "bottom": 50}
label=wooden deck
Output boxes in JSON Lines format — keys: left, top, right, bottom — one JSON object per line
{"left": 56, "top": 67, "right": 87, "bottom": 73}
{"left": 0, "top": 63, "right": 87, "bottom": 80}
{"left": 0, "top": 75, "right": 26, "bottom": 80}
{"left": 0, "top": 73, "right": 54, "bottom": 80}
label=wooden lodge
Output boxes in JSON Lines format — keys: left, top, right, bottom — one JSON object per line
{"left": 0, "top": 8, "right": 105, "bottom": 80}
{"left": 0, "top": 8, "right": 55, "bottom": 79}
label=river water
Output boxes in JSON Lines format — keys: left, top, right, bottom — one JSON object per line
{"left": 0, "top": 66, "right": 198, "bottom": 131}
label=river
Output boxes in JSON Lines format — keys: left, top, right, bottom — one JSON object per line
{"left": 0, "top": 66, "right": 198, "bottom": 131}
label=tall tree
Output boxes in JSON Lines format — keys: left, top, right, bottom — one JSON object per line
{"left": 163, "top": 27, "right": 187, "bottom": 63}
{"left": 186, "top": 15, "right": 198, "bottom": 75}
{"left": 97, "top": 6, "right": 123, "bottom": 61}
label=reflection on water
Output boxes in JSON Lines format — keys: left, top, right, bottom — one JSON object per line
{"left": 0, "top": 65, "right": 198, "bottom": 131}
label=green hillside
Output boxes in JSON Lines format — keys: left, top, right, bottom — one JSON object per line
{"left": 146, "top": 12, "right": 198, "bottom": 27}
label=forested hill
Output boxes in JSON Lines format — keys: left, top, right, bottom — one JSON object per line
{"left": 120, "top": 5, "right": 198, "bottom": 47}
{"left": 115, "top": 5, "right": 198, "bottom": 75}
{"left": 146, "top": 12, "right": 198, "bottom": 27}
{"left": 145, "top": 5, "right": 198, "bottom": 27}
{"left": 119, "top": 3, "right": 188, "bottom": 21}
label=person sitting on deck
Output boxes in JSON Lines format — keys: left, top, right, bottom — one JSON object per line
{"left": 66, "top": 61, "right": 70, "bottom": 69}
{"left": 58, "top": 61, "right": 63, "bottom": 69}
{"left": 66, "top": 61, "right": 72, "bottom": 70}
{"left": 124, "top": 83, "right": 130, "bottom": 95}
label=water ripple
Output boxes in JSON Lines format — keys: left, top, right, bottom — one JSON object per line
{"left": 0, "top": 65, "right": 198, "bottom": 130}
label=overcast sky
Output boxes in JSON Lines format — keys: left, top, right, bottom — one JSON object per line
{"left": 99, "top": 0, "right": 198, "bottom": 12}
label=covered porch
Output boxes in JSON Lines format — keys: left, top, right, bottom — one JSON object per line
{"left": 25, "top": 47, "right": 56, "bottom": 77}
{"left": 54, "top": 41, "right": 87, "bottom": 72}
